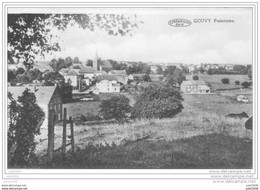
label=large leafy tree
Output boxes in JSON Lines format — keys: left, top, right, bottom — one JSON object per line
{"left": 8, "top": 89, "right": 45, "bottom": 167}
{"left": 100, "top": 95, "right": 131, "bottom": 122}
{"left": 165, "top": 68, "right": 186, "bottom": 86}
{"left": 8, "top": 14, "right": 141, "bottom": 68}
{"left": 131, "top": 83, "right": 184, "bottom": 119}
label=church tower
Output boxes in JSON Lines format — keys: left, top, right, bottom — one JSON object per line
{"left": 93, "top": 50, "right": 98, "bottom": 71}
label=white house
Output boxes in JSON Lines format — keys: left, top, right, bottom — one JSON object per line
{"left": 64, "top": 70, "right": 78, "bottom": 88}
{"left": 181, "top": 80, "right": 211, "bottom": 94}
{"left": 96, "top": 75, "right": 120, "bottom": 93}
{"left": 225, "top": 64, "right": 234, "bottom": 70}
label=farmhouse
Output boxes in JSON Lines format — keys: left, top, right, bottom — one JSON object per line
{"left": 96, "top": 75, "right": 120, "bottom": 93}
{"left": 181, "top": 80, "right": 211, "bottom": 94}
{"left": 8, "top": 86, "right": 62, "bottom": 129}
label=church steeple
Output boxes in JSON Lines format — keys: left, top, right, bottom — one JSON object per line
{"left": 93, "top": 50, "right": 98, "bottom": 70}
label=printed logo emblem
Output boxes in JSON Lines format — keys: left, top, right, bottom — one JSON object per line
{"left": 168, "top": 19, "right": 192, "bottom": 27}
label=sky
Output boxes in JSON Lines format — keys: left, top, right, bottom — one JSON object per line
{"left": 10, "top": 7, "right": 253, "bottom": 65}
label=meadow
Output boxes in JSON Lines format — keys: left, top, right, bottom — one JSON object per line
{"left": 36, "top": 112, "right": 252, "bottom": 169}
{"left": 186, "top": 74, "right": 251, "bottom": 90}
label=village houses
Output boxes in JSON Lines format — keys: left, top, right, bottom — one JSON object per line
{"left": 95, "top": 75, "right": 121, "bottom": 93}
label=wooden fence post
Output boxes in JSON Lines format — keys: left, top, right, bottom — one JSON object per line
{"left": 47, "top": 109, "right": 55, "bottom": 162}
{"left": 62, "top": 108, "right": 67, "bottom": 156}
{"left": 69, "top": 117, "right": 75, "bottom": 154}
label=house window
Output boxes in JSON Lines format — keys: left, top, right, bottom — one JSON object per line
{"left": 114, "top": 88, "right": 117, "bottom": 91}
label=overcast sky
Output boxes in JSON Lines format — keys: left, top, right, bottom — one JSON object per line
{"left": 11, "top": 7, "right": 253, "bottom": 65}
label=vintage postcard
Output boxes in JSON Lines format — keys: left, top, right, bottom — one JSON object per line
{"left": 1, "top": 2, "right": 258, "bottom": 190}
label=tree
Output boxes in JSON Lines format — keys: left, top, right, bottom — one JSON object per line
{"left": 73, "top": 57, "right": 80, "bottom": 63}
{"left": 165, "top": 68, "right": 186, "bottom": 86}
{"left": 192, "top": 75, "right": 199, "bottom": 80}
{"left": 26, "top": 68, "right": 42, "bottom": 82}
{"left": 86, "top": 59, "right": 93, "bottom": 67}
{"left": 49, "top": 58, "right": 66, "bottom": 72}
{"left": 131, "top": 83, "right": 183, "bottom": 119}
{"left": 8, "top": 70, "right": 16, "bottom": 82}
{"left": 65, "top": 56, "right": 73, "bottom": 68}
{"left": 16, "top": 74, "right": 30, "bottom": 84}
{"left": 143, "top": 74, "right": 151, "bottom": 82}
{"left": 8, "top": 14, "right": 141, "bottom": 68}
{"left": 199, "top": 67, "right": 205, "bottom": 74}
{"left": 100, "top": 95, "right": 131, "bottom": 122}
{"left": 57, "top": 81, "right": 73, "bottom": 103}
{"left": 241, "top": 81, "right": 250, "bottom": 88}
{"left": 207, "top": 68, "right": 213, "bottom": 75}
{"left": 221, "top": 78, "right": 229, "bottom": 84}
{"left": 156, "top": 65, "right": 164, "bottom": 74}
{"left": 15, "top": 67, "right": 25, "bottom": 75}
{"left": 248, "top": 68, "right": 252, "bottom": 80}
{"left": 43, "top": 71, "right": 64, "bottom": 85}
{"left": 8, "top": 89, "right": 45, "bottom": 167}
{"left": 164, "top": 65, "right": 176, "bottom": 76}
{"left": 235, "top": 80, "right": 240, "bottom": 85}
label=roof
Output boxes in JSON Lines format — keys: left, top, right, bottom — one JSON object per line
{"left": 109, "top": 70, "right": 127, "bottom": 75}
{"left": 59, "top": 68, "right": 69, "bottom": 75}
{"left": 69, "top": 69, "right": 81, "bottom": 75}
{"left": 79, "top": 66, "right": 94, "bottom": 74}
{"left": 94, "top": 70, "right": 107, "bottom": 75}
{"left": 181, "top": 80, "right": 207, "bottom": 86}
{"left": 8, "top": 86, "right": 58, "bottom": 105}
{"left": 65, "top": 70, "right": 78, "bottom": 76}
{"left": 96, "top": 75, "right": 118, "bottom": 82}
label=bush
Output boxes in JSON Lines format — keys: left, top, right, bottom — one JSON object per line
{"left": 241, "top": 81, "right": 250, "bottom": 88}
{"left": 100, "top": 95, "right": 131, "bottom": 122}
{"left": 192, "top": 75, "right": 199, "bottom": 80}
{"left": 131, "top": 83, "right": 183, "bottom": 119}
{"left": 221, "top": 78, "right": 229, "bottom": 84}
{"left": 8, "top": 89, "right": 44, "bottom": 167}
{"left": 235, "top": 80, "right": 240, "bottom": 85}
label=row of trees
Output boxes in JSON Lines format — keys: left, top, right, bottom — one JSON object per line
{"left": 100, "top": 83, "right": 184, "bottom": 122}
{"left": 207, "top": 65, "right": 252, "bottom": 76}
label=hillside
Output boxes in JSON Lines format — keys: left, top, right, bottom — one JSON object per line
{"left": 35, "top": 110, "right": 252, "bottom": 169}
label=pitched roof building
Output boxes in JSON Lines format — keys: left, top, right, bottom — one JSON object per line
{"left": 181, "top": 80, "right": 210, "bottom": 94}
{"left": 8, "top": 86, "right": 62, "bottom": 134}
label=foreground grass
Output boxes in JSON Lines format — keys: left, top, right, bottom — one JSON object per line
{"left": 40, "top": 133, "right": 252, "bottom": 169}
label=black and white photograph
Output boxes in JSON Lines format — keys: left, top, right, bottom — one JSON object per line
{"left": 1, "top": 2, "right": 259, "bottom": 190}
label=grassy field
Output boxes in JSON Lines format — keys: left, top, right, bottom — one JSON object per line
{"left": 186, "top": 74, "right": 251, "bottom": 90}
{"left": 36, "top": 112, "right": 252, "bottom": 169}
{"left": 182, "top": 94, "right": 253, "bottom": 117}
{"left": 63, "top": 93, "right": 122, "bottom": 118}
{"left": 186, "top": 74, "right": 250, "bottom": 84}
